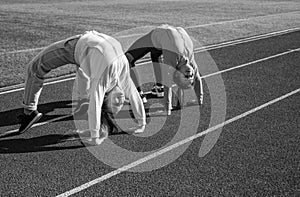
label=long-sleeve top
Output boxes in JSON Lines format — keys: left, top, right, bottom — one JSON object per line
{"left": 74, "top": 31, "right": 146, "bottom": 137}
{"left": 151, "top": 25, "right": 203, "bottom": 102}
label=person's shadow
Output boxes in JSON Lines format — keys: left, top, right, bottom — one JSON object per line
{"left": 0, "top": 97, "right": 190, "bottom": 153}
{"left": 0, "top": 98, "right": 171, "bottom": 129}
{"left": 0, "top": 128, "right": 136, "bottom": 154}
{"left": 0, "top": 100, "right": 84, "bottom": 153}
{"left": 0, "top": 134, "right": 84, "bottom": 154}
{"left": 0, "top": 100, "right": 74, "bottom": 128}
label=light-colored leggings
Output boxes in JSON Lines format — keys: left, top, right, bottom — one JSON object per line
{"left": 22, "top": 36, "right": 88, "bottom": 112}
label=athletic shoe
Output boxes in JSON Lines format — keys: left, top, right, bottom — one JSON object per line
{"left": 18, "top": 110, "right": 43, "bottom": 134}
{"left": 139, "top": 91, "right": 148, "bottom": 104}
{"left": 151, "top": 85, "right": 164, "bottom": 98}
{"left": 73, "top": 98, "right": 89, "bottom": 115}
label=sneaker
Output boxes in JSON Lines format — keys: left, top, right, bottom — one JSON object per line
{"left": 151, "top": 85, "right": 164, "bottom": 98}
{"left": 18, "top": 110, "right": 43, "bottom": 134}
{"left": 73, "top": 98, "right": 89, "bottom": 115}
{"left": 139, "top": 91, "right": 147, "bottom": 104}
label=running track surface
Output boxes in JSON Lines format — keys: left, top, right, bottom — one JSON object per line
{"left": 0, "top": 30, "right": 299, "bottom": 196}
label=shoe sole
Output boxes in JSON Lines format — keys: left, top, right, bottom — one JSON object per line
{"left": 19, "top": 113, "right": 43, "bottom": 134}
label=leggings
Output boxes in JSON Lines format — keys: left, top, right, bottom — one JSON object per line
{"left": 22, "top": 36, "right": 81, "bottom": 111}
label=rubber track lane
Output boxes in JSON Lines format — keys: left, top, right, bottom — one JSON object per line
{"left": 0, "top": 31, "right": 299, "bottom": 196}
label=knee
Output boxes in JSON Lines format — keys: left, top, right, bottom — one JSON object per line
{"left": 31, "top": 60, "right": 49, "bottom": 80}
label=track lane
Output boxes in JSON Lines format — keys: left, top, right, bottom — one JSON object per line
{"left": 0, "top": 31, "right": 299, "bottom": 196}
{"left": 57, "top": 44, "right": 300, "bottom": 196}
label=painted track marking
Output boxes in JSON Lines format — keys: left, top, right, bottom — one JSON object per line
{"left": 0, "top": 27, "right": 299, "bottom": 95}
{"left": 56, "top": 88, "right": 300, "bottom": 197}
{"left": 1, "top": 11, "right": 299, "bottom": 55}
{"left": 1, "top": 47, "right": 299, "bottom": 137}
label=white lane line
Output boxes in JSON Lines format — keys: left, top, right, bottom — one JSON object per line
{"left": 0, "top": 47, "right": 299, "bottom": 133}
{"left": 101, "top": 12, "right": 300, "bottom": 39}
{"left": 1, "top": 28, "right": 299, "bottom": 96}
{"left": 1, "top": 11, "right": 299, "bottom": 55}
{"left": 56, "top": 88, "right": 300, "bottom": 197}
{"left": 124, "top": 26, "right": 300, "bottom": 66}
{"left": 0, "top": 47, "right": 45, "bottom": 55}
{"left": 202, "top": 48, "right": 300, "bottom": 79}
{"left": 194, "top": 27, "right": 300, "bottom": 52}
{"left": 0, "top": 76, "right": 76, "bottom": 95}
{"left": 185, "top": 11, "right": 300, "bottom": 29}
{"left": 2, "top": 47, "right": 299, "bottom": 136}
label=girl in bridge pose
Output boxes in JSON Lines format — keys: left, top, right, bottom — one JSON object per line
{"left": 19, "top": 30, "right": 146, "bottom": 145}
{"left": 125, "top": 24, "right": 203, "bottom": 115}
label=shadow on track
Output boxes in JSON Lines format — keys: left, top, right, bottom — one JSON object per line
{"left": 0, "top": 97, "right": 174, "bottom": 129}
{"left": 0, "top": 129, "right": 142, "bottom": 154}
{"left": 0, "top": 94, "right": 194, "bottom": 153}
{"left": 0, "top": 100, "right": 73, "bottom": 128}
{"left": 0, "top": 134, "right": 84, "bottom": 154}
